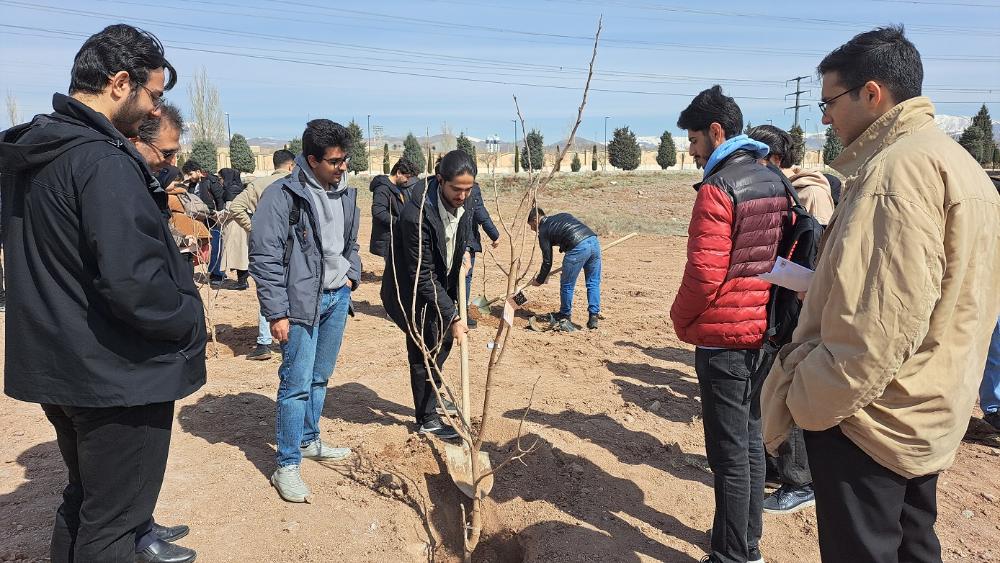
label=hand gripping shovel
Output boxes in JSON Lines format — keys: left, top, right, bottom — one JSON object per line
{"left": 444, "top": 256, "right": 494, "bottom": 499}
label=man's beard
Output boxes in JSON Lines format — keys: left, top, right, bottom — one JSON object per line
{"left": 111, "top": 92, "right": 148, "bottom": 137}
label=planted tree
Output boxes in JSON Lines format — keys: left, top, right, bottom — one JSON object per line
{"left": 608, "top": 126, "right": 641, "bottom": 170}
{"left": 822, "top": 127, "right": 843, "bottom": 165}
{"left": 229, "top": 133, "right": 255, "bottom": 174}
{"left": 346, "top": 120, "right": 369, "bottom": 174}
{"left": 190, "top": 140, "right": 218, "bottom": 174}
{"left": 403, "top": 133, "right": 425, "bottom": 173}
{"left": 591, "top": 144, "right": 598, "bottom": 171}
{"left": 789, "top": 125, "right": 806, "bottom": 166}
{"left": 521, "top": 129, "right": 545, "bottom": 171}
{"left": 656, "top": 130, "right": 676, "bottom": 169}
{"left": 571, "top": 152, "right": 582, "bottom": 172}
{"left": 427, "top": 147, "right": 434, "bottom": 174}
{"left": 382, "top": 142, "right": 390, "bottom": 174}
{"left": 513, "top": 146, "right": 520, "bottom": 173}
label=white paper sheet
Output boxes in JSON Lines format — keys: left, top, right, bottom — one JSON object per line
{"left": 757, "top": 256, "right": 814, "bottom": 293}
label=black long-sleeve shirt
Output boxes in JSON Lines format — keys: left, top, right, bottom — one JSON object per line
{"left": 535, "top": 213, "right": 596, "bottom": 283}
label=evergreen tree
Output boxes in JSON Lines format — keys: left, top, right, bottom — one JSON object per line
{"left": 456, "top": 133, "right": 476, "bottom": 160}
{"left": 345, "top": 120, "right": 368, "bottom": 174}
{"left": 971, "top": 104, "right": 995, "bottom": 166}
{"left": 656, "top": 130, "right": 677, "bottom": 169}
{"left": 382, "top": 143, "right": 390, "bottom": 174}
{"left": 513, "top": 146, "right": 520, "bottom": 173}
{"left": 959, "top": 126, "right": 985, "bottom": 163}
{"left": 571, "top": 152, "right": 582, "bottom": 172}
{"left": 521, "top": 130, "right": 545, "bottom": 171}
{"left": 402, "top": 133, "right": 425, "bottom": 174}
{"left": 228, "top": 133, "right": 255, "bottom": 173}
{"left": 427, "top": 147, "right": 434, "bottom": 174}
{"left": 822, "top": 126, "right": 843, "bottom": 165}
{"left": 591, "top": 144, "right": 598, "bottom": 171}
{"left": 608, "top": 126, "right": 641, "bottom": 171}
{"left": 744, "top": 121, "right": 753, "bottom": 135}
{"left": 190, "top": 139, "right": 218, "bottom": 174}
{"left": 287, "top": 137, "right": 302, "bottom": 155}
{"left": 789, "top": 125, "right": 806, "bottom": 166}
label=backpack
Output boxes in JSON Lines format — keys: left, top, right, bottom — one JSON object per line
{"left": 282, "top": 188, "right": 303, "bottom": 267}
{"left": 760, "top": 165, "right": 824, "bottom": 357}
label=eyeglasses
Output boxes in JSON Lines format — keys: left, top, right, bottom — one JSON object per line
{"left": 818, "top": 84, "right": 864, "bottom": 115}
{"left": 141, "top": 84, "right": 164, "bottom": 109}
{"left": 147, "top": 141, "right": 179, "bottom": 161}
{"left": 323, "top": 155, "right": 351, "bottom": 167}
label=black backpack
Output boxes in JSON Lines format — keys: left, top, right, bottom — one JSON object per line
{"left": 761, "top": 165, "right": 825, "bottom": 357}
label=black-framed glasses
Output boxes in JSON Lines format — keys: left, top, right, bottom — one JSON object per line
{"left": 141, "top": 84, "right": 164, "bottom": 109}
{"left": 147, "top": 141, "right": 178, "bottom": 161}
{"left": 323, "top": 155, "right": 351, "bottom": 167}
{"left": 818, "top": 84, "right": 864, "bottom": 115}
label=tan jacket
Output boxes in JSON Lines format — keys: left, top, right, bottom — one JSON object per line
{"left": 762, "top": 97, "right": 1000, "bottom": 479}
{"left": 229, "top": 169, "right": 291, "bottom": 232}
{"left": 786, "top": 168, "right": 835, "bottom": 225}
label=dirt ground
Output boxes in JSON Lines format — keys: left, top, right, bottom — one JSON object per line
{"left": 2, "top": 171, "right": 999, "bottom": 562}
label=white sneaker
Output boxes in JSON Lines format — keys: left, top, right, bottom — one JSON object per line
{"left": 271, "top": 465, "right": 312, "bottom": 503}
{"left": 300, "top": 439, "right": 351, "bottom": 461}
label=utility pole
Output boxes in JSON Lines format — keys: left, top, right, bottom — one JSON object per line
{"left": 785, "top": 75, "right": 810, "bottom": 129}
{"left": 511, "top": 119, "right": 517, "bottom": 173}
{"left": 366, "top": 114, "right": 371, "bottom": 173}
{"left": 225, "top": 112, "right": 231, "bottom": 142}
{"left": 603, "top": 116, "right": 610, "bottom": 172}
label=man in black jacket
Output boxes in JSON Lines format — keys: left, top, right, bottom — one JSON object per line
{"left": 528, "top": 207, "right": 602, "bottom": 330}
{"left": 369, "top": 156, "right": 419, "bottom": 260}
{"left": 464, "top": 183, "right": 500, "bottom": 328}
{"left": 182, "top": 159, "right": 227, "bottom": 287}
{"left": 0, "top": 25, "right": 204, "bottom": 563}
{"left": 380, "top": 150, "right": 476, "bottom": 439}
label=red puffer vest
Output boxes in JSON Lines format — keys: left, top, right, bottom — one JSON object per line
{"left": 670, "top": 151, "right": 788, "bottom": 349}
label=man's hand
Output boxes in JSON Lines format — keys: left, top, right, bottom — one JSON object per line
{"left": 491, "top": 239, "right": 501, "bottom": 249}
{"left": 270, "top": 318, "right": 290, "bottom": 343}
{"left": 530, "top": 279, "right": 543, "bottom": 287}
{"left": 451, "top": 318, "right": 469, "bottom": 344}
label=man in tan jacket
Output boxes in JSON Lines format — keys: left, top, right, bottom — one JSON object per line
{"left": 229, "top": 148, "right": 295, "bottom": 360}
{"left": 762, "top": 26, "right": 1000, "bottom": 562}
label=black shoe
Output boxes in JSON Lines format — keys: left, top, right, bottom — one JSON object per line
{"left": 985, "top": 411, "right": 1000, "bottom": 432}
{"left": 246, "top": 344, "right": 272, "bottom": 361}
{"left": 587, "top": 313, "right": 599, "bottom": 330}
{"left": 436, "top": 396, "right": 458, "bottom": 416}
{"left": 208, "top": 278, "right": 225, "bottom": 289}
{"left": 152, "top": 522, "right": 190, "bottom": 543}
{"left": 762, "top": 483, "right": 815, "bottom": 514}
{"left": 231, "top": 280, "right": 249, "bottom": 291}
{"left": 554, "top": 318, "right": 578, "bottom": 333}
{"left": 748, "top": 546, "right": 763, "bottom": 563}
{"left": 467, "top": 317, "right": 478, "bottom": 329}
{"left": 136, "top": 539, "right": 196, "bottom": 563}
{"left": 418, "top": 417, "right": 459, "bottom": 440}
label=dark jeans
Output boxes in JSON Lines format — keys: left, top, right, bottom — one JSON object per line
{"left": 805, "top": 426, "right": 941, "bottom": 563}
{"left": 766, "top": 425, "right": 812, "bottom": 487}
{"left": 695, "top": 347, "right": 765, "bottom": 563}
{"left": 405, "top": 317, "right": 454, "bottom": 424}
{"left": 41, "top": 402, "right": 174, "bottom": 563}
{"left": 208, "top": 226, "right": 223, "bottom": 279}
{"left": 464, "top": 252, "right": 476, "bottom": 309}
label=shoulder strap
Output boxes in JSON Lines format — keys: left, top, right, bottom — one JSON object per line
{"left": 282, "top": 187, "right": 302, "bottom": 267}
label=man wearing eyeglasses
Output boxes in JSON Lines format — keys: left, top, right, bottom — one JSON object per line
{"left": 249, "top": 119, "right": 361, "bottom": 503}
{"left": 763, "top": 26, "right": 1000, "bottom": 562}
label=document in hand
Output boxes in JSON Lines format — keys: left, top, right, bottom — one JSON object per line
{"left": 757, "top": 256, "right": 814, "bottom": 293}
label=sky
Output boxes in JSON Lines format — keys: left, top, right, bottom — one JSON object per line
{"left": 1, "top": 0, "right": 998, "bottom": 144}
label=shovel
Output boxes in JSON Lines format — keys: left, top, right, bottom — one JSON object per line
{"left": 473, "top": 232, "right": 640, "bottom": 315}
{"left": 444, "top": 256, "right": 494, "bottom": 499}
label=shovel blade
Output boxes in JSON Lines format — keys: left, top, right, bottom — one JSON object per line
{"left": 444, "top": 442, "right": 494, "bottom": 499}
{"left": 472, "top": 295, "right": 492, "bottom": 316}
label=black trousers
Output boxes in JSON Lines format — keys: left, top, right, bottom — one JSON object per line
{"left": 804, "top": 426, "right": 942, "bottom": 563}
{"left": 405, "top": 318, "right": 454, "bottom": 424}
{"left": 766, "top": 425, "right": 812, "bottom": 487}
{"left": 695, "top": 347, "right": 765, "bottom": 563}
{"left": 41, "top": 402, "right": 174, "bottom": 563}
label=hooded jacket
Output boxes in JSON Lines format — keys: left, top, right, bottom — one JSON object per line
{"left": 0, "top": 93, "right": 207, "bottom": 407}
{"left": 369, "top": 174, "right": 417, "bottom": 257}
{"left": 467, "top": 183, "right": 500, "bottom": 253}
{"left": 762, "top": 97, "right": 1000, "bottom": 478}
{"left": 785, "top": 168, "right": 835, "bottom": 225}
{"left": 669, "top": 139, "right": 788, "bottom": 349}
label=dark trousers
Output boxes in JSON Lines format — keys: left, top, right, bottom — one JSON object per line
{"left": 695, "top": 347, "right": 765, "bottom": 563}
{"left": 405, "top": 318, "right": 454, "bottom": 424}
{"left": 805, "top": 426, "right": 941, "bottom": 563}
{"left": 464, "top": 252, "right": 476, "bottom": 309}
{"left": 766, "top": 425, "right": 812, "bottom": 487}
{"left": 208, "top": 226, "right": 223, "bottom": 279}
{"left": 41, "top": 402, "right": 174, "bottom": 563}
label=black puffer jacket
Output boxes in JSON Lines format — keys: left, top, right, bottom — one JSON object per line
{"left": 0, "top": 93, "right": 207, "bottom": 407}
{"left": 535, "top": 213, "right": 596, "bottom": 283}
{"left": 369, "top": 174, "right": 417, "bottom": 257}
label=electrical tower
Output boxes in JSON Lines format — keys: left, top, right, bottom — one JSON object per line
{"left": 785, "top": 75, "right": 810, "bottom": 129}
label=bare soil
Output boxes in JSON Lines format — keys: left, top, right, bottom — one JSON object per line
{"left": 2, "top": 171, "right": 998, "bottom": 562}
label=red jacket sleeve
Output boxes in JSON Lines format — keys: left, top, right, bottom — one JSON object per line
{"left": 670, "top": 184, "right": 734, "bottom": 332}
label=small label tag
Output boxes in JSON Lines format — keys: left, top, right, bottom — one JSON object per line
{"left": 503, "top": 300, "right": 515, "bottom": 327}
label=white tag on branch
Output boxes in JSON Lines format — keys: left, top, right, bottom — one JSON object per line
{"left": 487, "top": 341, "right": 495, "bottom": 349}
{"left": 503, "top": 299, "right": 516, "bottom": 327}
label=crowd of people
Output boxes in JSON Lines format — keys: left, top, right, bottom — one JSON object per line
{"left": 0, "top": 21, "right": 998, "bottom": 563}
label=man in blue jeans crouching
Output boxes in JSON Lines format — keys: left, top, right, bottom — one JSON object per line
{"left": 528, "top": 207, "right": 602, "bottom": 331}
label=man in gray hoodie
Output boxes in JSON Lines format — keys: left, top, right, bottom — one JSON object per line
{"left": 249, "top": 119, "right": 361, "bottom": 503}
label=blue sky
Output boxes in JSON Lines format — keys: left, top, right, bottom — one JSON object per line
{"left": 1, "top": 0, "right": 998, "bottom": 143}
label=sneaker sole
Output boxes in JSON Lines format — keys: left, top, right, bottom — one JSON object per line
{"left": 301, "top": 452, "right": 351, "bottom": 462}
{"left": 270, "top": 477, "right": 312, "bottom": 503}
{"left": 246, "top": 354, "right": 272, "bottom": 361}
{"left": 417, "top": 428, "right": 460, "bottom": 440}
{"left": 762, "top": 498, "right": 815, "bottom": 514}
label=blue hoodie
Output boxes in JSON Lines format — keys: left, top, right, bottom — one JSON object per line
{"left": 703, "top": 134, "right": 770, "bottom": 179}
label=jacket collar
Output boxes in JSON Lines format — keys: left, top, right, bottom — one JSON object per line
{"left": 831, "top": 96, "right": 937, "bottom": 178}
{"left": 692, "top": 149, "right": 759, "bottom": 191}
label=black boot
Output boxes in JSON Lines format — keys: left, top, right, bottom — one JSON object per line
{"left": 233, "top": 270, "right": 250, "bottom": 290}
{"left": 587, "top": 313, "right": 599, "bottom": 330}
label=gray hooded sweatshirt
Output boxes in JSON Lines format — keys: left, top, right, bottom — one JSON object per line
{"left": 295, "top": 154, "right": 351, "bottom": 290}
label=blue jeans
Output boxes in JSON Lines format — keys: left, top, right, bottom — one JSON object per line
{"left": 980, "top": 318, "right": 1000, "bottom": 414}
{"left": 257, "top": 310, "right": 272, "bottom": 346}
{"left": 559, "top": 236, "right": 601, "bottom": 318}
{"left": 275, "top": 286, "right": 350, "bottom": 467}
{"left": 208, "top": 227, "right": 223, "bottom": 279}
{"left": 465, "top": 252, "right": 476, "bottom": 308}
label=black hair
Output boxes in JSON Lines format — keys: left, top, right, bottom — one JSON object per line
{"left": 433, "top": 154, "right": 443, "bottom": 175}
{"left": 437, "top": 150, "right": 476, "bottom": 182}
{"left": 301, "top": 119, "right": 352, "bottom": 161}
{"left": 70, "top": 24, "right": 177, "bottom": 95}
{"left": 527, "top": 206, "right": 545, "bottom": 223}
{"left": 181, "top": 160, "right": 203, "bottom": 174}
{"left": 817, "top": 25, "right": 922, "bottom": 104}
{"left": 136, "top": 100, "right": 183, "bottom": 145}
{"left": 390, "top": 157, "right": 419, "bottom": 176}
{"left": 272, "top": 149, "right": 295, "bottom": 168}
{"left": 747, "top": 125, "right": 797, "bottom": 169}
{"left": 677, "top": 85, "right": 743, "bottom": 138}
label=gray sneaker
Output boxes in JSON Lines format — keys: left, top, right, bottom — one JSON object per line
{"left": 271, "top": 465, "right": 312, "bottom": 503}
{"left": 300, "top": 439, "right": 351, "bottom": 461}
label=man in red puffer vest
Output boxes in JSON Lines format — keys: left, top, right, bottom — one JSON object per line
{"left": 670, "top": 85, "right": 787, "bottom": 563}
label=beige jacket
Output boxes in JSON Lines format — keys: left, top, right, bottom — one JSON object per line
{"left": 786, "top": 168, "right": 835, "bottom": 225}
{"left": 762, "top": 97, "right": 1000, "bottom": 479}
{"left": 229, "top": 169, "right": 291, "bottom": 232}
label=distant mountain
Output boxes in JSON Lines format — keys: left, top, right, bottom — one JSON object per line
{"left": 803, "top": 114, "right": 1000, "bottom": 151}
